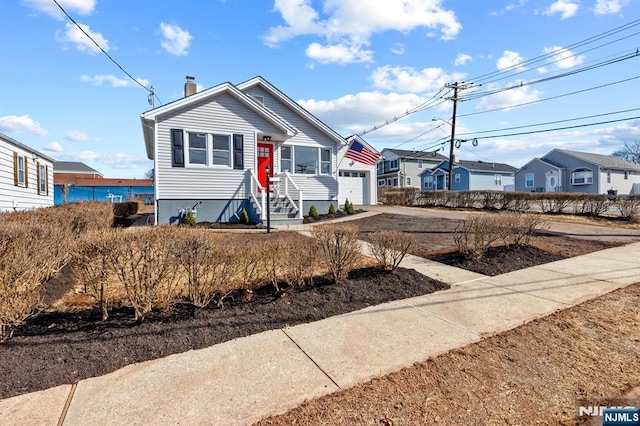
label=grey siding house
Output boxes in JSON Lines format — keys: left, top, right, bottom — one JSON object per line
{"left": 515, "top": 149, "right": 640, "bottom": 194}
{"left": 141, "top": 76, "right": 347, "bottom": 225}
{"left": 377, "top": 148, "right": 447, "bottom": 188}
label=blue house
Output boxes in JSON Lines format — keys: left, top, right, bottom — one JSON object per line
{"left": 420, "top": 158, "right": 516, "bottom": 191}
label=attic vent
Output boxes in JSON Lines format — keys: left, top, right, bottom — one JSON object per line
{"left": 249, "top": 94, "right": 264, "bottom": 106}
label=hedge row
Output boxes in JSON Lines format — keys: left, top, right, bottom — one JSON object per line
{"left": 379, "top": 187, "right": 640, "bottom": 220}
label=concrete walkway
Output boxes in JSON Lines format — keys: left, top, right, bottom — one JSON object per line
{"left": 3, "top": 209, "right": 640, "bottom": 425}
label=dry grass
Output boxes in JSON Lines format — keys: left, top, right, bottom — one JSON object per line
{"left": 256, "top": 283, "right": 640, "bottom": 426}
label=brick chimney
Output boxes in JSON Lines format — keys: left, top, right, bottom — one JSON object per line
{"left": 184, "top": 75, "right": 196, "bottom": 97}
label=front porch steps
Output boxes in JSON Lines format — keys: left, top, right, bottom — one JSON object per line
{"left": 253, "top": 196, "right": 303, "bottom": 227}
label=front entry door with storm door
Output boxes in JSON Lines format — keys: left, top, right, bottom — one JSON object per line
{"left": 257, "top": 143, "right": 273, "bottom": 191}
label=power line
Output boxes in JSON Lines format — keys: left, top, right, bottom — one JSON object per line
{"left": 458, "top": 75, "right": 640, "bottom": 117}
{"left": 470, "top": 116, "right": 639, "bottom": 140}
{"left": 52, "top": 0, "right": 162, "bottom": 105}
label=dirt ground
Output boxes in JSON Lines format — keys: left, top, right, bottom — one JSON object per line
{"left": 256, "top": 283, "right": 640, "bottom": 426}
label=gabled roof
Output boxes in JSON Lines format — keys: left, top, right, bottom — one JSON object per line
{"left": 543, "top": 149, "right": 640, "bottom": 171}
{"left": 515, "top": 157, "right": 561, "bottom": 173}
{"left": 140, "top": 80, "right": 297, "bottom": 159}
{"left": 381, "top": 148, "right": 447, "bottom": 161}
{"left": 0, "top": 132, "right": 54, "bottom": 163}
{"left": 419, "top": 159, "right": 517, "bottom": 176}
{"left": 53, "top": 161, "right": 103, "bottom": 176}
{"left": 236, "top": 76, "right": 347, "bottom": 147}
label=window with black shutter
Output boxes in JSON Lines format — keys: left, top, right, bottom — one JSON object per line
{"left": 171, "top": 129, "right": 184, "bottom": 167}
{"left": 233, "top": 134, "right": 243, "bottom": 170}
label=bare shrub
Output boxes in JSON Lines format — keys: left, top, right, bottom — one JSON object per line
{"left": 313, "top": 224, "right": 361, "bottom": 284}
{"left": 369, "top": 231, "right": 415, "bottom": 271}
{"left": 453, "top": 215, "right": 502, "bottom": 260}
{"left": 173, "top": 231, "right": 238, "bottom": 308}
{"left": 574, "top": 194, "right": 609, "bottom": 217}
{"left": 0, "top": 223, "right": 49, "bottom": 340}
{"left": 496, "top": 212, "right": 550, "bottom": 247}
{"left": 109, "top": 227, "right": 181, "bottom": 321}
{"left": 283, "top": 236, "right": 318, "bottom": 287}
{"left": 612, "top": 195, "right": 640, "bottom": 221}
{"left": 480, "top": 191, "right": 504, "bottom": 210}
{"left": 233, "top": 241, "right": 266, "bottom": 290}
{"left": 261, "top": 239, "right": 289, "bottom": 293}
{"left": 72, "top": 229, "right": 118, "bottom": 320}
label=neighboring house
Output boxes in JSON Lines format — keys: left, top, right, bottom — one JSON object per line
{"left": 420, "top": 157, "right": 517, "bottom": 191}
{"left": 0, "top": 132, "right": 54, "bottom": 211}
{"left": 337, "top": 135, "right": 379, "bottom": 205}
{"left": 141, "top": 76, "right": 350, "bottom": 225}
{"left": 54, "top": 176, "right": 154, "bottom": 205}
{"left": 514, "top": 149, "right": 640, "bottom": 194}
{"left": 377, "top": 148, "right": 447, "bottom": 188}
{"left": 54, "top": 161, "right": 103, "bottom": 180}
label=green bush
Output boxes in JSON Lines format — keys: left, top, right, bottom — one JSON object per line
{"left": 344, "top": 199, "right": 356, "bottom": 214}
{"left": 239, "top": 208, "right": 250, "bottom": 224}
{"left": 308, "top": 204, "right": 319, "bottom": 219}
{"left": 183, "top": 210, "right": 196, "bottom": 226}
{"left": 328, "top": 203, "right": 336, "bottom": 215}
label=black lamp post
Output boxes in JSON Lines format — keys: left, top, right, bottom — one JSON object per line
{"left": 265, "top": 165, "right": 271, "bottom": 234}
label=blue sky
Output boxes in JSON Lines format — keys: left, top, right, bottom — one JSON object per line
{"left": 1, "top": 0, "right": 638, "bottom": 178}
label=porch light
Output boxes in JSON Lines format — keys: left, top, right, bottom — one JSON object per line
{"left": 262, "top": 135, "right": 272, "bottom": 141}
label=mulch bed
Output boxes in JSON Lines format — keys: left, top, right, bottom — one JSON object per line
{"left": 428, "top": 245, "right": 566, "bottom": 276}
{"left": 0, "top": 267, "right": 448, "bottom": 400}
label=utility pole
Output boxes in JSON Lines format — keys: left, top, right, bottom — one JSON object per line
{"left": 444, "top": 82, "right": 473, "bottom": 191}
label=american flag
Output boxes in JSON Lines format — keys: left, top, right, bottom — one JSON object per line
{"left": 345, "top": 140, "right": 380, "bottom": 166}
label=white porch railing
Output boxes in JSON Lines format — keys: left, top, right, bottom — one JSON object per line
{"left": 278, "top": 171, "right": 303, "bottom": 219}
{"left": 249, "top": 170, "right": 266, "bottom": 221}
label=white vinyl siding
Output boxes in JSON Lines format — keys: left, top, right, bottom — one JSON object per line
{"left": 245, "top": 87, "right": 339, "bottom": 199}
{"left": 154, "top": 93, "right": 279, "bottom": 200}
{"left": 0, "top": 138, "right": 54, "bottom": 211}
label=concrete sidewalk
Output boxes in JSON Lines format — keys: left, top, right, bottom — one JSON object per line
{"left": 3, "top": 209, "right": 640, "bottom": 425}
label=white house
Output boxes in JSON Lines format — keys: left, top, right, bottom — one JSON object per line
{"left": 0, "top": 132, "right": 54, "bottom": 212}
{"left": 141, "top": 76, "right": 372, "bottom": 225}
{"left": 337, "top": 135, "right": 379, "bottom": 205}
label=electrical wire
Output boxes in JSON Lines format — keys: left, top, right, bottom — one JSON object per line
{"left": 458, "top": 75, "right": 640, "bottom": 117}
{"left": 52, "top": 0, "right": 162, "bottom": 105}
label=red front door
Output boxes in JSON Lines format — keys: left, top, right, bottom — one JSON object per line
{"left": 257, "top": 143, "right": 273, "bottom": 190}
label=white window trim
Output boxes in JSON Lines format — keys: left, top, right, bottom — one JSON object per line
{"left": 39, "top": 163, "right": 47, "bottom": 194}
{"left": 418, "top": 159, "right": 423, "bottom": 168}
{"left": 525, "top": 173, "right": 534, "bottom": 188}
{"left": 494, "top": 174, "right": 502, "bottom": 185}
{"left": 454, "top": 173, "right": 461, "bottom": 183}
{"left": 281, "top": 145, "right": 332, "bottom": 176}
{"left": 424, "top": 176, "right": 434, "bottom": 188}
{"left": 406, "top": 177, "right": 412, "bottom": 186}
{"left": 184, "top": 130, "right": 233, "bottom": 168}
{"left": 570, "top": 168, "right": 593, "bottom": 186}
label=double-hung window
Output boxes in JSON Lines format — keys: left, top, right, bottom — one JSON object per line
{"left": 13, "top": 152, "right": 26, "bottom": 187}
{"left": 494, "top": 174, "right": 502, "bottom": 186}
{"left": 39, "top": 163, "right": 47, "bottom": 194}
{"left": 281, "top": 146, "right": 292, "bottom": 172}
{"left": 188, "top": 133, "right": 207, "bottom": 165}
{"left": 525, "top": 173, "right": 534, "bottom": 188}
{"left": 212, "top": 134, "right": 230, "bottom": 166}
{"left": 320, "top": 149, "right": 331, "bottom": 175}
{"left": 424, "top": 176, "right": 434, "bottom": 189}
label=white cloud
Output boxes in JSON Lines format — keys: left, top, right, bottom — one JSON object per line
{"left": 65, "top": 130, "right": 99, "bottom": 142}
{"left": 593, "top": 0, "right": 629, "bottom": 15}
{"left": 505, "top": 0, "right": 527, "bottom": 11}
{"left": 543, "top": 0, "right": 579, "bottom": 19}
{"left": 0, "top": 115, "right": 48, "bottom": 136}
{"left": 265, "top": 0, "right": 462, "bottom": 64}
{"left": 370, "top": 65, "right": 466, "bottom": 93}
{"left": 159, "top": 23, "right": 192, "bottom": 56}
{"left": 391, "top": 43, "right": 405, "bottom": 55}
{"left": 497, "top": 51, "right": 526, "bottom": 71}
{"left": 454, "top": 53, "right": 472, "bottom": 66}
{"left": 305, "top": 42, "right": 374, "bottom": 64}
{"left": 56, "top": 22, "right": 109, "bottom": 54}
{"left": 475, "top": 83, "right": 541, "bottom": 112}
{"left": 299, "top": 91, "right": 426, "bottom": 132}
{"left": 543, "top": 46, "right": 585, "bottom": 69}
{"left": 21, "top": 0, "right": 95, "bottom": 20}
{"left": 43, "top": 141, "right": 63, "bottom": 152}
{"left": 53, "top": 150, "right": 150, "bottom": 170}
{"left": 80, "top": 74, "right": 150, "bottom": 88}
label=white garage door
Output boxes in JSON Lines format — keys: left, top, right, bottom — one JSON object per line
{"left": 339, "top": 171, "right": 367, "bottom": 205}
